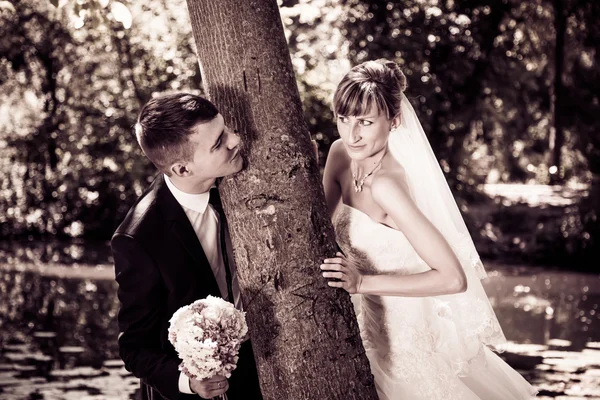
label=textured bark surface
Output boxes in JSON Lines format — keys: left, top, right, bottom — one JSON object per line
{"left": 185, "top": 1, "right": 377, "bottom": 399}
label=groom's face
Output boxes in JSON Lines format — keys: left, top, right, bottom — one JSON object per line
{"left": 185, "top": 113, "right": 243, "bottom": 183}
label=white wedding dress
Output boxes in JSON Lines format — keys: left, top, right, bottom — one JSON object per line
{"left": 333, "top": 203, "right": 538, "bottom": 400}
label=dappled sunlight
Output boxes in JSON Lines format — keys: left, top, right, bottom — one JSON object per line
{"left": 1, "top": 0, "right": 599, "bottom": 397}
{"left": 0, "top": 259, "right": 598, "bottom": 398}
{"left": 482, "top": 183, "right": 589, "bottom": 207}
{"left": 481, "top": 265, "right": 600, "bottom": 398}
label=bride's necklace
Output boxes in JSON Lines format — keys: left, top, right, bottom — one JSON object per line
{"left": 351, "top": 151, "right": 386, "bottom": 193}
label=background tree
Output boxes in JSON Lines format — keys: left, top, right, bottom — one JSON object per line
{"left": 0, "top": 0, "right": 199, "bottom": 239}
{"left": 548, "top": 0, "right": 566, "bottom": 184}
{"left": 1, "top": 0, "right": 598, "bottom": 266}
{"left": 280, "top": 0, "right": 597, "bottom": 268}
{"left": 567, "top": 0, "right": 600, "bottom": 264}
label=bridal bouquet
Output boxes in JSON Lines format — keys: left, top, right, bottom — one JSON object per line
{"left": 168, "top": 295, "right": 248, "bottom": 381}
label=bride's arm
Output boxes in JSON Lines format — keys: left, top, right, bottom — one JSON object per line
{"left": 322, "top": 172, "right": 467, "bottom": 297}
{"left": 367, "top": 173, "right": 467, "bottom": 296}
{"left": 322, "top": 139, "right": 345, "bottom": 218}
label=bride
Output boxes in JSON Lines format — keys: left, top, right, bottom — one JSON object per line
{"left": 320, "top": 59, "right": 537, "bottom": 400}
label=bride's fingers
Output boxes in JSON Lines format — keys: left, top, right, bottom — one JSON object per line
{"left": 320, "top": 262, "right": 342, "bottom": 271}
{"left": 327, "top": 280, "right": 345, "bottom": 288}
{"left": 323, "top": 257, "right": 345, "bottom": 265}
{"left": 322, "top": 271, "right": 344, "bottom": 280}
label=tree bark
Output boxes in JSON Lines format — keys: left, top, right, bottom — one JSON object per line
{"left": 185, "top": 1, "right": 377, "bottom": 399}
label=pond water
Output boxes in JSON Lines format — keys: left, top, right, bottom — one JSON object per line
{"left": 0, "top": 244, "right": 599, "bottom": 399}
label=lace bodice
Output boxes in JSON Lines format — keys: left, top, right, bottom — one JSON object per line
{"left": 332, "top": 203, "right": 505, "bottom": 400}
{"left": 333, "top": 204, "right": 430, "bottom": 276}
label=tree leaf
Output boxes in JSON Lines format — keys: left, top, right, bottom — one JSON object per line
{"left": 0, "top": 0, "right": 17, "bottom": 12}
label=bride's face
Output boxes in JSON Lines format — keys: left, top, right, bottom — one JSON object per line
{"left": 336, "top": 104, "right": 393, "bottom": 160}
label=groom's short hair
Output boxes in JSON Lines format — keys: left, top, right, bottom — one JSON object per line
{"left": 135, "top": 93, "right": 219, "bottom": 175}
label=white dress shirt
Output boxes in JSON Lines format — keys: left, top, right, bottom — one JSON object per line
{"left": 164, "top": 175, "right": 240, "bottom": 395}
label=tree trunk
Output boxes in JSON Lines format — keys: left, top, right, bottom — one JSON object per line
{"left": 185, "top": 1, "right": 377, "bottom": 399}
{"left": 430, "top": 0, "right": 511, "bottom": 189}
{"left": 550, "top": 0, "right": 566, "bottom": 184}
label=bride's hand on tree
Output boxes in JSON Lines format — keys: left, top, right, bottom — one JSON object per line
{"left": 321, "top": 252, "right": 363, "bottom": 294}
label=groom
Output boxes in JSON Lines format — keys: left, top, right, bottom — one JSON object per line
{"left": 112, "top": 93, "right": 263, "bottom": 400}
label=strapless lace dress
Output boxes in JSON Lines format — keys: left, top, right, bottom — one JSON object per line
{"left": 333, "top": 204, "right": 537, "bottom": 400}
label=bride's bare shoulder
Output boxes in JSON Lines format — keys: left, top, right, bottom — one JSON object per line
{"left": 326, "top": 138, "right": 351, "bottom": 171}
{"left": 371, "top": 158, "right": 412, "bottom": 206}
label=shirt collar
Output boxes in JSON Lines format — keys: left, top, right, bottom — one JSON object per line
{"left": 164, "top": 174, "right": 211, "bottom": 214}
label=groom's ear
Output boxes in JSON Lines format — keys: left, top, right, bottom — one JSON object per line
{"left": 170, "top": 163, "right": 191, "bottom": 178}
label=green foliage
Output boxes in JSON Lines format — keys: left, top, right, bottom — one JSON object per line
{"left": 280, "top": 0, "right": 600, "bottom": 264}
{"left": 1, "top": 0, "right": 599, "bottom": 264}
{"left": 282, "top": 0, "right": 597, "bottom": 189}
{"left": 1, "top": 0, "right": 201, "bottom": 238}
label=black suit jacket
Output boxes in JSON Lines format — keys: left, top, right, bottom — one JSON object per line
{"left": 112, "top": 174, "right": 262, "bottom": 400}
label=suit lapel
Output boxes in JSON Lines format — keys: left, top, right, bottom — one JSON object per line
{"left": 170, "top": 218, "right": 211, "bottom": 272}
{"left": 155, "top": 175, "right": 222, "bottom": 297}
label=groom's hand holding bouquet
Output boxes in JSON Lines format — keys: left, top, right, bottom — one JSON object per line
{"left": 190, "top": 375, "right": 229, "bottom": 399}
{"left": 168, "top": 296, "right": 248, "bottom": 399}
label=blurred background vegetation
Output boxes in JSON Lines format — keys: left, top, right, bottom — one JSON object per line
{"left": 0, "top": 0, "right": 599, "bottom": 270}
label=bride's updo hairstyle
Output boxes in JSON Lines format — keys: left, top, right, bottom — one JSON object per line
{"left": 333, "top": 59, "right": 407, "bottom": 121}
